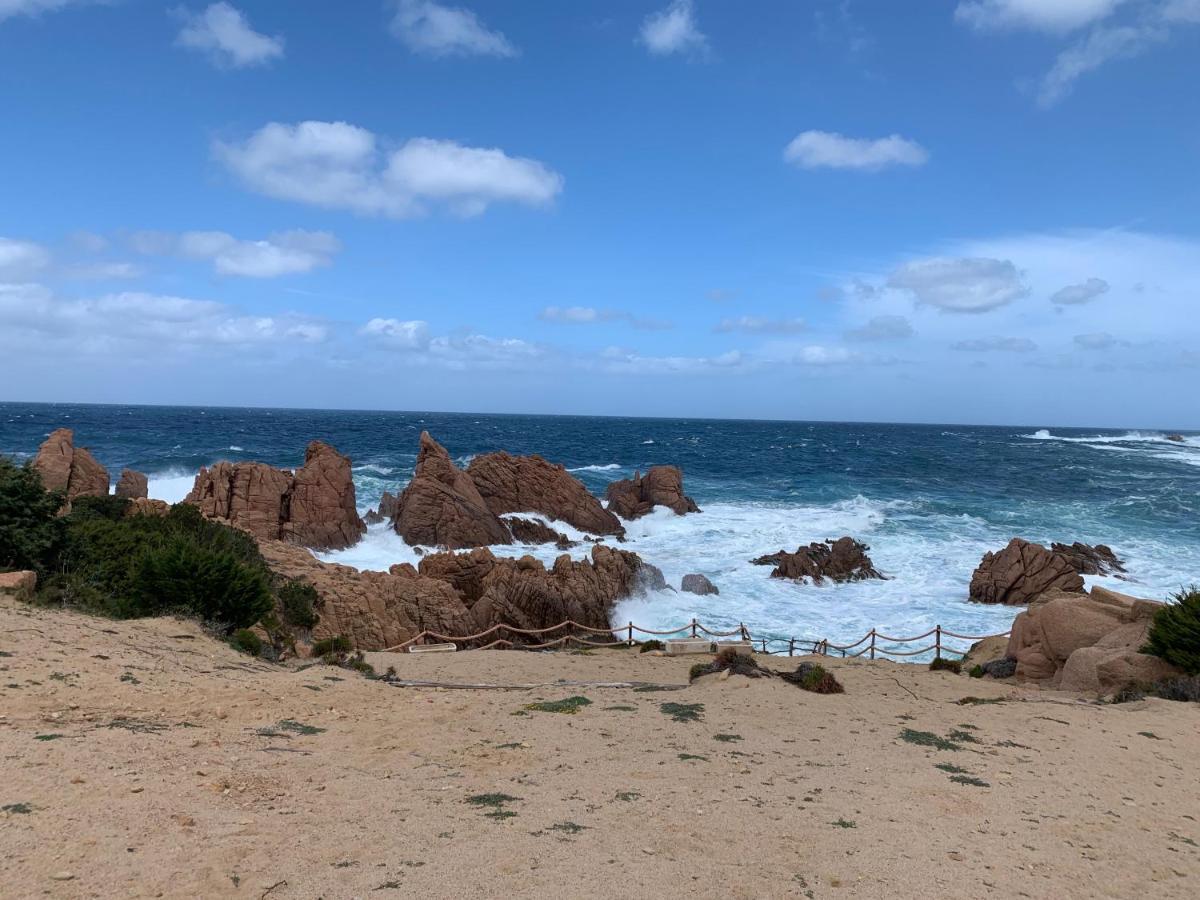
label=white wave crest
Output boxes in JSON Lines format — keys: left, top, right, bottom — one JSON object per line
{"left": 147, "top": 469, "right": 197, "bottom": 505}
{"left": 567, "top": 463, "right": 622, "bottom": 473}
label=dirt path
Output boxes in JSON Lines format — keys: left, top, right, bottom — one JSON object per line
{"left": 2, "top": 597, "right": 1197, "bottom": 899}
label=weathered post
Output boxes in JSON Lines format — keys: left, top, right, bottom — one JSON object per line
{"left": 869, "top": 629, "right": 877, "bottom": 660}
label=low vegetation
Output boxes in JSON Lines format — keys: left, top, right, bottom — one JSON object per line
{"left": 1144, "top": 586, "right": 1200, "bottom": 675}
{"left": 525, "top": 696, "right": 592, "bottom": 714}
{"left": 929, "top": 657, "right": 962, "bottom": 674}
{"left": 779, "top": 662, "right": 845, "bottom": 694}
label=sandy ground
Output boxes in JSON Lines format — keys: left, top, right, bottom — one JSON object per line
{"left": 2, "top": 597, "right": 1198, "bottom": 900}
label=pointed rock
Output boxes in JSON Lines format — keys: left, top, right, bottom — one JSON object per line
{"left": 32, "top": 429, "right": 109, "bottom": 504}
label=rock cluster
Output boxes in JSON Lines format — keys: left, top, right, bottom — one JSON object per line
{"left": 969, "top": 538, "right": 1124, "bottom": 605}
{"left": 468, "top": 451, "right": 625, "bottom": 537}
{"left": 32, "top": 429, "right": 110, "bottom": 504}
{"left": 751, "top": 537, "right": 883, "bottom": 584}
{"left": 363, "top": 491, "right": 399, "bottom": 526}
{"left": 605, "top": 466, "right": 699, "bottom": 520}
{"left": 1005, "top": 586, "right": 1181, "bottom": 693}
{"left": 503, "top": 516, "right": 575, "bottom": 549}
{"left": 115, "top": 469, "right": 148, "bottom": 500}
{"left": 186, "top": 441, "right": 365, "bottom": 551}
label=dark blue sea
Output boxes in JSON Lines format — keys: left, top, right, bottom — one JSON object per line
{"left": 3, "top": 402, "right": 1198, "bottom": 648}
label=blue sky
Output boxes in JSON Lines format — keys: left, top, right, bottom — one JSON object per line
{"left": 1, "top": 0, "right": 1198, "bottom": 427}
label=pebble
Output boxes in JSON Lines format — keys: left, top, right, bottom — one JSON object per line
{"left": 51, "top": 872, "right": 75, "bottom": 881}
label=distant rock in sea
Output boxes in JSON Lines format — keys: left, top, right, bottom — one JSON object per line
{"left": 605, "top": 466, "right": 699, "bottom": 520}
{"left": 681, "top": 573, "right": 719, "bottom": 595}
{"left": 1165, "top": 433, "right": 1184, "bottom": 442}
{"left": 751, "top": 537, "right": 883, "bottom": 584}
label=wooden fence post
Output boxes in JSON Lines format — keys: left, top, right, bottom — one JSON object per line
{"left": 628, "top": 621, "right": 634, "bottom": 646}
{"left": 869, "top": 629, "right": 876, "bottom": 660}
{"left": 691, "top": 618, "right": 698, "bottom": 638}
{"left": 935, "top": 625, "right": 942, "bottom": 660}
{"left": 788, "top": 637, "right": 795, "bottom": 657}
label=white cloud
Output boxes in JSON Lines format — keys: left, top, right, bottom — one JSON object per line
{"left": 791, "top": 345, "right": 856, "bottom": 366}
{"left": 1074, "top": 331, "right": 1122, "bottom": 349}
{"left": 0, "top": 283, "right": 327, "bottom": 353}
{"left": 538, "top": 306, "right": 673, "bottom": 330}
{"left": 955, "top": 0, "right": 1127, "bottom": 33}
{"left": 182, "top": 230, "right": 339, "bottom": 277}
{"left": 1037, "top": 22, "right": 1161, "bottom": 106}
{"left": 639, "top": 0, "right": 708, "bottom": 56}
{"left": 176, "top": 2, "right": 284, "bottom": 69}
{"left": 216, "top": 121, "right": 563, "bottom": 218}
{"left": 952, "top": 336, "right": 1038, "bottom": 351}
{"left": 0, "top": 237, "right": 50, "bottom": 278}
{"left": 360, "top": 317, "right": 431, "bottom": 349}
{"left": 388, "top": 0, "right": 516, "bottom": 58}
{"left": 0, "top": 0, "right": 96, "bottom": 22}
{"left": 887, "top": 257, "right": 1030, "bottom": 313}
{"left": 714, "top": 315, "right": 807, "bottom": 335}
{"left": 1050, "top": 276, "right": 1109, "bottom": 305}
{"left": 844, "top": 315, "right": 915, "bottom": 341}
{"left": 783, "top": 131, "right": 928, "bottom": 172}
{"left": 600, "top": 346, "right": 745, "bottom": 375}
{"left": 64, "top": 261, "right": 144, "bottom": 280}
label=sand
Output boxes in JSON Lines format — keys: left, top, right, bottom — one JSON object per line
{"left": 2, "top": 596, "right": 1198, "bottom": 899}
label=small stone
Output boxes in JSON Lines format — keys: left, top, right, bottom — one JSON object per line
{"left": 51, "top": 872, "right": 75, "bottom": 881}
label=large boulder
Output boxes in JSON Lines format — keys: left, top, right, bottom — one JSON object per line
{"left": 393, "top": 432, "right": 511, "bottom": 549}
{"left": 467, "top": 451, "right": 625, "bottom": 538}
{"left": 605, "top": 466, "right": 699, "bottom": 520}
{"left": 114, "top": 469, "right": 148, "bottom": 500}
{"left": 751, "top": 537, "right": 883, "bottom": 585}
{"left": 1050, "top": 542, "right": 1125, "bottom": 577}
{"left": 503, "top": 516, "right": 576, "bottom": 549}
{"left": 282, "top": 441, "right": 366, "bottom": 551}
{"left": 1006, "top": 585, "right": 1182, "bottom": 693}
{"left": 364, "top": 490, "right": 400, "bottom": 526}
{"left": 32, "top": 429, "right": 110, "bottom": 503}
{"left": 185, "top": 441, "right": 365, "bottom": 551}
{"left": 968, "top": 538, "right": 1085, "bottom": 605}
{"left": 681, "top": 573, "right": 719, "bottom": 595}
{"left": 258, "top": 539, "right": 475, "bottom": 651}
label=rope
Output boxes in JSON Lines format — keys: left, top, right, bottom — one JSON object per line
{"left": 873, "top": 628, "right": 938, "bottom": 643}
{"left": 940, "top": 628, "right": 1011, "bottom": 641}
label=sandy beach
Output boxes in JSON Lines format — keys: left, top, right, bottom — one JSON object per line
{"left": 2, "top": 595, "right": 1197, "bottom": 900}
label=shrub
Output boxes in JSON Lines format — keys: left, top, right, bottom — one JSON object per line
{"left": 1152, "top": 675, "right": 1200, "bottom": 702}
{"left": 230, "top": 629, "right": 264, "bottom": 656}
{"left": 929, "top": 657, "right": 962, "bottom": 674}
{"left": 1143, "top": 586, "right": 1200, "bottom": 675}
{"left": 968, "top": 665, "right": 984, "bottom": 678}
{"left": 69, "top": 495, "right": 130, "bottom": 522}
{"left": 779, "top": 662, "right": 845, "bottom": 694}
{"left": 279, "top": 579, "right": 320, "bottom": 630}
{"left": 134, "top": 538, "right": 272, "bottom": 631}
{"left": 0, "top": 458, "right": 64, "bottom": 575}
{"left": 312, "top": 635, "right": 352, "bottom": 657}
{"left": 639, "top": 639, "right": 664, "bottom": 653}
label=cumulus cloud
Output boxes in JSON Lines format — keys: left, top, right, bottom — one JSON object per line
{"left": 790, "top": 345, "right": 857, "bottom": 366}
{"left": 955, "top": 0, "right": 1127, "bottom": 33}
{"left": 175, "top": 2, "right": 284, "bottom": 69}
{"left": 887, "top": 257, "right": 1030, "bottom": 313}
{"left": 783, "top": 131, "right": 928, "bottom": 172}
{"left": 951, "top": 336, "right": 1038, "bottom": 352}
{"left": 0, "top": 237, "right": 51, "bottom": 278}
{"left": 714, "top": 315, "right": 807, "bottom": 335}
{"left": 600, "top": 346, "right": 744, "bottom": 375}
{"left": 0, "top": 0, "right": 97, "bottom": 22}
{"left": 538, "top": 306, "right": 672, "bottom": 330}
{"left": 844, "top": 315, "right": 915, "bottom": 341}
{"left": 360, "top": 318, "right": 548, "bottom": 370}
{"left": 360, "top": 317, "right": 431, "bottom": 349}
{"left": 639, "top": 0, "right": 708, "bottom": 56}
{"left": 1050, "top": 276, "right": 1109, "bottom": 305}
{"left": 130, "top": 229, "right": 340, "bottom": 277}
{"left": 388, "top": 0, "right": 516, "bottom": 58}
{"left": 63, "top": 261, "right": 144, "bottom": 280}
{"left": 215, "top": 121, "right": 563, "bottom": 218}
{"left": 0, "top": 283, "right": 326, "bottom": 353}
{"left": 1074, "top": 331, "right": 1122, "bottom": 349}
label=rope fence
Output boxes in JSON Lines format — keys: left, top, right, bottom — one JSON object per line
{"left": 381, "top": 619, "right": 1010, "bottom": 662}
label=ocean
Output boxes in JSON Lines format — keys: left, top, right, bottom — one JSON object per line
{"left": 3, "top": 402, "right": 1198, "bottom": 651}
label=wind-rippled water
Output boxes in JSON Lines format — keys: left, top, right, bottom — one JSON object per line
{"left": 3, "top": 402, "right": 1197, "bottom": 649}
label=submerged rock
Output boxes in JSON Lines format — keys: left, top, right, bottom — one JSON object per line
{"left": 1165, "top": 433, "right": 1185, "bottom": 442}
{"left": 32, "top": 428, "right": 110, "bottom": 504}
{"left": 468, "top": 451, "right": 624, "bottom": 538}
{"left": 751, "top": 537, "right": 883, "bottom": 585}
{"left": 681, "top": 573, "right": 719, "bottom": 595}
{"left": 392, "top": 432, "right": 511, "bottom": 549}
{"left": 185, "top": 441, "right": 365, "bottom": 551}
{"left": 605, "top": 466, "right": 699, "bottom": 520}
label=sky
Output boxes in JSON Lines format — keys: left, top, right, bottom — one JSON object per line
{"left": 1, "top": 0, "right": 1198, "bottom": 428}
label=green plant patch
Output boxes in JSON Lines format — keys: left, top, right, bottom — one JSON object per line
{"left": 466, "top": 793, "right": 520, "bottom": 808}
{"left": 948, "top": 729, "right": 982, "bottom": 744}
{"left": 34, "top": 733, "right": 64, "bottom": 741}
{"left": 615, "top": 791, "right": 641, "bottom": 802}
{"left": 3, "top": 802, "right": 32, "bottom": 814}
{"left": 632, "top": 684, "right": 680, "bottom": 692}
{"left": 258, "top": 719, "right": 325, "bottom": 737}
{"left": 934, "top": 763, "right": 969, "bottom": 774}
{"left": 603, "top": 705, "right": 636, "bottom": 711}
{"left": 1138, "top": 731, "right": 1163, "bottom": 740}
{"left": 995, "top": 739, "right": 1032, "bottom": 749}
{"left": 949, "top": 775, "right": 990, "bottom": 787}
{"left": 496, "top": 742, "right": 523, "bottom": 749}
{"left": 929, "top": 657, "right": 962, "bottom": 674}
{"left": 0, "top": 650, "right": 14, "bottom": 658}
{"left": 660, "top": 701, "right": 704, "bottom": 723}
{"left": 548, "top": 822, "right": 586, "bottom": 834}
{"left": 831, "top": 818, "right": 856, "bottom": 829}
{"left": 639, "top": 640, "right": 664, "bottom": 653}
{"left": 899, "top": 728, "right": 960, "bottom": 751}
{"left": 957, "top": 696, "right": 1005, "bottom": 705}
{"left": 678, "top": 753, "right": 708, "bottom": 761}
{"left": 119, "top": 673, "right": 140, "bottom": 684}
{"left": 713, "top": 733, "right": 743, "bottom": 742}
{"left": 524, "top": 696, "right": 592, "bottom": 714}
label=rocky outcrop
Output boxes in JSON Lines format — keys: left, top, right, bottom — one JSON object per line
{"left": 32, "top": 429, "right": 109, "bottom": 503}
{"left": 419, "top": 544, "right": 666, "bottom": 635}
{"left": 393, "top": 432, "right": 511, "bottom": 549}
{"left": 0, "top": 570, "right": 37, "bottom": 603}
{"left": 1006, "top": 585, "right": 1182, "bottom": 694}
{"left": 125, "top": 497, "right": 169, "bottom": 517}
{"left": 969, "top": 538, "right": 1124, "bottom": 605}
{"left": 1050, "top": 542, "right": 1125, "bottom": 577}
{"left": 281, "top": 442, "right": 366, "bottom": 551}
{"left": 681, "top": 573, "right": 719, "bottom": 595}
{"left": 1165, "top": 434, "right": 1185, "bottom": 442}
{"left": 364, "top": 491, "right": 399, "bottom": 526}
{"left": 257, "top": 540, "right": 475, "bottom": 651}
{"left": 185, "top": 441, "right": 365, "bottom": 551}
{"left": 503, "top": 516, "right": 576, "bottom": 549}
{"left": 751, "top": 537, "right": 883, "bottom": 584}
{"left": 467, "top": 452, "right": 625, "bottom": 538}
{"left": 605, "top": 466, "right": 699, "bottom": 520}
{"left": 115, "top": 469, "right": 148, "bottom": 500}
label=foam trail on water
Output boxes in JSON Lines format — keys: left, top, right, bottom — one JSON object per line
{"left": 147, "top": 470, "right": 197, "bottom": 504}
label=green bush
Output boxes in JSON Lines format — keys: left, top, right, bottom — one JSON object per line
{"left": 312, "top": 635, "right": 351, "bottom": 656}
{"left": 135, "top": 538, "right": 271, "bottom": 631}
{"left": 0, "top": 458, "right": 64, "bottom": 575}
{"left": 230, "top": 629, "right": 264, "bottom": 656}
{"left": 279, "top": 579, "right": 320, "bottom": 630}
{"left": 1144, "top": 587, "right": 1200, "bottom": 675}
{"left": 69, "top": 495, "right": 130, "bottom": 522}
{"left": 929, "top": 657, "right": 962, "bottom": 674}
